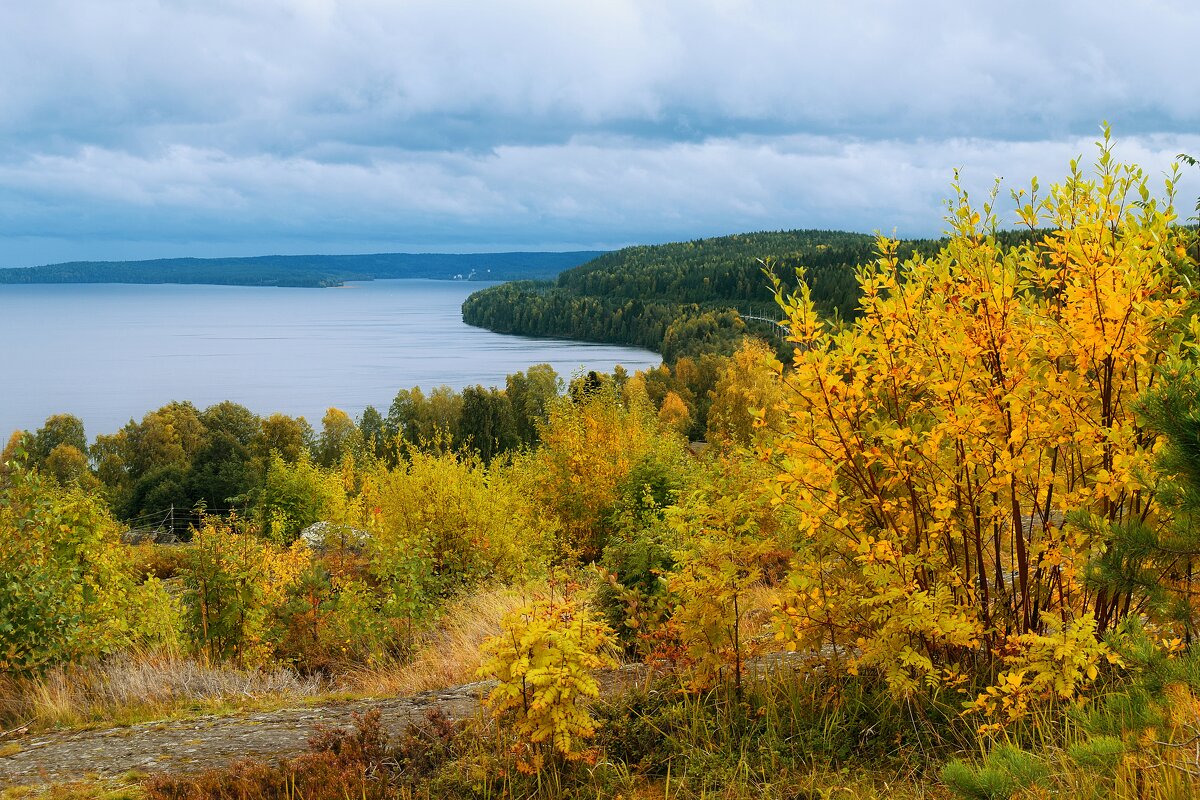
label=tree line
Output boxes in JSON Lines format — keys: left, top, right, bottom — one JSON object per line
{"left": 461, "top": 230, "right": 917, "bottom": 361}
{"left": 1, "top": 364, "right": 575, "bottom": 538}
{"left": 0, "top": 251, "right": 603, "bottom": 287}
{"left": 461, "top": 228, "right": 1050, "bottom": 363}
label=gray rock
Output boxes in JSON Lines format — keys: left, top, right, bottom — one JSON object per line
{"left": 299, "top": 521, "right": 371, "bottom": 553}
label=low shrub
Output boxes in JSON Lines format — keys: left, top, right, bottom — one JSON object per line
{"left": 142, "top": 706, "right": 460, "bottom": 800}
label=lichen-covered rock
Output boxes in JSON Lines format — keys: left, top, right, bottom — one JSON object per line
{"left": 298, "top": 520, "right": 370, "bottom": 553}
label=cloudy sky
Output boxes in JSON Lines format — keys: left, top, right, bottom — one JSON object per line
{"left": 3, "top": 0, "right": 1199, "bottom": 267}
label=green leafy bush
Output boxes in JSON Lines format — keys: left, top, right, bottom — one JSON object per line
{"left": 0, "top": 465, "right": 175, "bottom": 673}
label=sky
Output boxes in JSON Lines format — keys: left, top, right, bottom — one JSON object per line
{"left": 2, "top": 0, "right": 1199, "bottom": 267}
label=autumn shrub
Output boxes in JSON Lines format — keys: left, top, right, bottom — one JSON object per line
{"left": 391, "top": 707, "right": 459, "bottom": 780}
{"left": 529, "top": 383, "right": 678, "bottom": 560}
{"left": 143, "top": 708, "right": 423, "bottom": 800}
{"left": 180, "top": 445, "right": 565, "bottom": 672}
{"left": 257, "top": 451, "right": 361, "bottom": 544}
{"left": 668, "top": 454, "right": 790, "bottom": 695}
{"left": 595, "top": 450, "right": 693, "bottom": 654}
{"left": 705, "top": 338, "right": 786, "bottom": 448}
{"left": 0, "top": 465, "right": 177, "bottom": 674}
{"left": 306, "top": 708, "right": 391, "bottom": 768}
{"left": 180, "top": 516, "right": 311, "bottom": 667}
{"left": 143, "top": 706, "right": 463, "bottom": 800}
{"left": 597, "top": 528, "right": 677, "bottom": 657}
{"left": 307, "top": 575, "right": 403, "bottom": 667}
{"left": 367, "top": 449, "right": 554, "bottom": 621}
{"left": 967, "top": 614, "right": 1117, "bottom": 730}
{"left": 477, "top": 586, "right": 618, "bottom": 772}
{"left": 770, "top": 133, "right": 1199, "bottom": 712}
{"left": 128, "top": 541, "right": 191, "bottom": 581}
{"left": 273, "top": 562, "right": 395, "bottom": 671}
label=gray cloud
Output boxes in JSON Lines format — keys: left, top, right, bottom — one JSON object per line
{"left": 2, "top": 1, "right": 1198, "bottom": 264}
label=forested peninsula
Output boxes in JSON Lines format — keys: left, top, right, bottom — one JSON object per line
{"left": 461, "top": 228, "right": 1047, "bottom": 361}
{"left": 0, "top": 251, "right": 603, "bottom": 288}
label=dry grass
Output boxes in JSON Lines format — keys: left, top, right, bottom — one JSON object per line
{"left": 126, "top": 542, "right": 191, "bottom": 581}
{"left": 0, "top": 783, "right": 144, "bottom": 800}
{"left": 0, "top": 581, "right": 550, "bottom": 734}
{"left": 341, "top": 583, "right": 532, "bottom": 696}
{"left": 340, "top": 580, "right": 787, "bottom": 698}
{"left": 0, "top": 647, "right": 325, "bottom": 731}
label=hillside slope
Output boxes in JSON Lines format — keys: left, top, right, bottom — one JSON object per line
{"left": 462, "top": 230, "right": 926, "bottom": 361}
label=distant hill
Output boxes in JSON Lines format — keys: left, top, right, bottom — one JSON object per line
{"left": 461, "top": 230, "right": 917, "bottom": 361}
{"left": 0, "top": 251, "right": 604, "bottom": 288}
{"left": 462, "top": 229, "right": 1044, "bottom": 362}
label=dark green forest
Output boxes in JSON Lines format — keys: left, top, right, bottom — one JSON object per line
{"left": 461, "top": 229, "right": 1049, "bottom": 361}
{"left": 0, "top": 251, "right": 603, "bottom": 288}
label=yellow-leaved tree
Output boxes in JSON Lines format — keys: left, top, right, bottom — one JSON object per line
{"left": 705, "top": 338, "right": 786, "bottom": 449}
{"left": 182, "top": 515, "right": 312, "bottom": 667}
{"left": 528, "top": 382, "right": 667, "bottom": 561}
{"left": 771, "top": 129, "right": 1198, "bottom": 705}
{"left": 669, "top": 454, "right": 790, "bottom": 697}
{"left": 477, "top": 587, "right": 618, "bottom": 772}
{"left": 367, "top": 449, "right": 554, "bottom": 627}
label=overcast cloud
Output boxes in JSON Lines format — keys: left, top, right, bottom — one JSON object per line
{"left": 2, "top": 0, "right": 1199, "bottom": 265}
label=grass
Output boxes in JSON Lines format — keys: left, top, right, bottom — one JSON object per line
{"left": 1, "top": 785, "right": 144, "bottom": 800}
{"left": 126, "top": 543, "right": 190, "bottom": 582}
{"left": 6, "top": 664, "right": 1200, "bottom": 799}
{"left": 340, "top": 583, "right": 540, "bottom": 697}
{"left": 0, "top": 648, "right": 326, "bottom": 732}
{"left": 0, "top": 583, "right": 529, "bottom": 735}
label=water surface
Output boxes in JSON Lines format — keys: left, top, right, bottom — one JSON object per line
{"left": 0, "top": 280, "right": 661, "bottom": 437}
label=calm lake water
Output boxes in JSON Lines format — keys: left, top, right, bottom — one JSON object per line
{"left": 0, "top": 280, "right": 661, "bottom": 438}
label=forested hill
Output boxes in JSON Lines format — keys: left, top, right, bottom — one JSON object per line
{"left": 462, "top": 229, "right": 946, "bottom": 362}
{"left": 0, "top": 251, "right": 604, "bottom": 288}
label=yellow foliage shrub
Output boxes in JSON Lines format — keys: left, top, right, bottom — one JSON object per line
{"left": 669, "top": 456, "right": 787, "bottom": 694}
{"left": 530, "top": 385, "right": 674, "bottom": 560}
{"left": 182, "top": 516, "right": 311, "bottom": 667}
{"left": 477, "top": 588, "right": 618, "bottom": 772}
{"left": 969, "top": 613, "right": 1118, "bottom": 729}
{"left": 367, "top": 449, "right": 554, "bottom": 609}
{"left": 770, "top": 130, "right": 1196, "bottom": 698}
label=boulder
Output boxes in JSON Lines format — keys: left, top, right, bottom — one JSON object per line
{"left": 299, "top": 520, "right": 370, "bottom": 553}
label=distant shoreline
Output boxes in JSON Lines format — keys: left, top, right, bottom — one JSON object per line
{"left": 0, "top": 250, "right": 605, "bottom": 288}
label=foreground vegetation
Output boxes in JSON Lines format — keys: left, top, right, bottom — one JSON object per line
{"left": 4, "top": 135, "right": 1200, "bottom": 798}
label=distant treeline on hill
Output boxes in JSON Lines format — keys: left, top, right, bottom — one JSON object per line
{"left": 461, "top": 230, "right": 915, "bottom": 361}
{"left": 0, "top": 251, "right": 605, "bottom": 288}
{"left": 462, "top": 228, "right": 1045, "bottom": 362}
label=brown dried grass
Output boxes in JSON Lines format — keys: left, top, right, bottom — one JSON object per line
{"left": 341, "top": 583, "right": 531, "bottom": 696}
{"left": 0, "top": 647, "right": 325, "bottom": 730}
{"left": 0, "top": 582, "right": 542, "bottom": 733}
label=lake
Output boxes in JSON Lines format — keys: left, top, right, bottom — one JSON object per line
{"left": 0, "top": 280, "right": 662, "bottom": 439}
